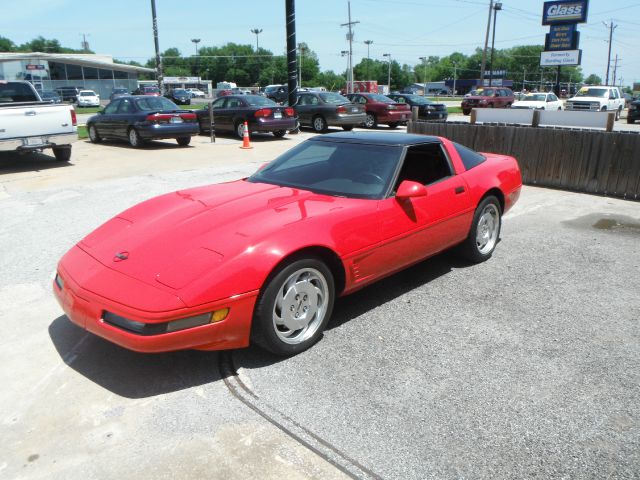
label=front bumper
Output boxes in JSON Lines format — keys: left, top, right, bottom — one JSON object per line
{"left": 0, "top": 131, "right": 78, "bottom": 152}
{"left": 53, "top": 246, "right": 257, "bottom": 352}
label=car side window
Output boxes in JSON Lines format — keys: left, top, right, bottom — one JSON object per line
{"left": 310, "top": 95, "right": 319, "bottom": 105}
{"left": 393, "top": 143, "right": 453, "bottom": 192}
{"left": 117, "top": 99, "right": 133, "bottom": 113}
{"left": 453, "top": 142, "right": 486, "bottom": 171}
{"left": 212, "top": 97, "right": 226, "bottom": 109}
{"left": 357, "top": 96, "right": 367, "bottom": 104}
{"left": 227, "top": 98, "right": 242, "bottom": 108}
{"left": 395, "top": 97, "right": 406, "bottom": 103}
{"left": 104, "top": 101, "right": 119, "bottom": 114}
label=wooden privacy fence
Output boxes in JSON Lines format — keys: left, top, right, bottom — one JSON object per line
{"left": 408, "top": 121, "right": 640, "bottom": 200}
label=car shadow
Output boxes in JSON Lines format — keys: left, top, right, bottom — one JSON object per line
{"left": 48, "top": 250, "right": 474, "bottom": 398}
{"left": 0, "top": 151, "right": 73, "bottom": 174}
{"left": 48, "top": 316, "right": 224, "bottom": 398}
{"left": 197, "top": 131, "right": 296, "bottom": 143}
{"left": 83, "top": 139, "right": 195, "bottom": 150}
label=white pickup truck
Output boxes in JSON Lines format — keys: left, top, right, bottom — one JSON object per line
{"left": 0, "top": 81, "right": 78, "bottom": 161}
{"left": 565, "top": 85, "right": 626, "bottom": 120}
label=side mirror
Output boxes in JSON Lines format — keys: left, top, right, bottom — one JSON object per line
{"left": 396, "top": 180, "right": 427, "bottom": 199}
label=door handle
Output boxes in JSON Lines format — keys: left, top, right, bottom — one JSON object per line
{"left": 25, "top": 110, "right": 36, "bottom": 116}
{"left": 454, "top": 186, "right": 465, "bottom": 194}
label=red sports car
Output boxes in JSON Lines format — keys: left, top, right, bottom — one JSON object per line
{"left": 54, "top": 132, "right": 521, "bottom": 356}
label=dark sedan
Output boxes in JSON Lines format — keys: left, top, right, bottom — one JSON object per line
{"left": 628, "top": 99, "right": 640, "bottom": 124}
{"left": 196, "top": 95, "right": 297, "bottom": 139}
{"left": 165, "top": 88, "right": 191, "bottom": 105}
{"left": 87, "top": 96, "right": 199, "bottom": 148}
{"left": 39, "top": 90, "right": 62, "bottom": 103}
{"left": 295, "top": 92, "right": 366, "bottom": 132}
{"left": 387, "top": 93, "right": 448, "bottom": 122}
{"left": 110, "top": 88, "right": 129, "bottom": 100}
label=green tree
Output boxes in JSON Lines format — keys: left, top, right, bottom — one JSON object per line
{"left": 584, "top": 74, "right": 602, "bottom": 85}
{"left": 0, "top": 36, "right": 16, "bottom": 51}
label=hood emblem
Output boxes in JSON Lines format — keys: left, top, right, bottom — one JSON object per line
{"left": 113, "top": 251, "right": 129, "bottom": 262}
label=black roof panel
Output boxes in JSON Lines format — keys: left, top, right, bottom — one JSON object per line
{"left": 310, "top": 131, "right": 440, "bottom": 146}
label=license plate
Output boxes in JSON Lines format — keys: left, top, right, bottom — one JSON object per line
{"left": 274, "top": 112, "right": 282, "bottom": 119}
{"left": 170, "top": 117, "right": 183, "bottom": 123}
{"left": 26, "top": 136, "right": 43, "bottom": 146}
{"left": 351, "top": 108, "right": 359, "bottom": 113}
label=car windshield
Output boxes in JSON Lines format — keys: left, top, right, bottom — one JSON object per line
{"left": 264, "top": 86, "right": 282, "bottom": 93}
{"left": 80, "top": 91, "right": 95, "bottom": 96}
{"left": 244, "top": 95, "right": 277, "bottom": 106}
{"left": 144, "top": 87, "right": 160, "bottom": 93}
{"left": 403, "top": 95, "right": 432, "bottom": 104}
{"left": 113, "top": 89, "right": 127, "bottom": 93}
{"left": 248, "top": 139, "right": 403, "bottom": 199}
{"left": 523, "top": 94, "right": 547, "bottom": 101}
{"left": 134, "top": 97, "right": 178, "bottom": 111}
{"left": 173, "top": 89, "right": 187, "bottom": 94}
{"left": 575, "top": 88, "right": 608, "bottom": 98}
{"left": 478, "top": 89, "right": 496, "bottom": 96}
{"left": 367, "top": 93, "right": 395, "bottom": 103}
{"left": 319, "top": 92, "right": 350, "bottom": 104}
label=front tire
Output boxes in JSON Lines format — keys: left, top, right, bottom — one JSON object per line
{"left": 342, "top": 125, "right": 354, "bottom": 131}
{"left": 88, "top": 124, "right": 101, "bottom": 143}
{"left": 252, "top": 257, "right": 335, "bottom": 356}
{"left": 128, "top": 128, "right": 144, "bottom": 148}
{"left": 235, "top": 121, "right": 246, "bottom": 140}
{"left": 176, "top": 136, "right": 191, "bottom": 146}
{"left": 52, "top": 146, "right": 71, "bottom": 162}
{"left": 459, "top": 195, "right": 502, "bottom": 263}
{"left": 463, "top": 109, "right": 471, "bottom": 115}
{"left": 272, "top": 130, "right": 286, "bottom": 138}
{"left": 615, "top": 107, "right": 621, "bottom": 121}
{"left": 388, "top": 122, "right": 399, "bottom": 129}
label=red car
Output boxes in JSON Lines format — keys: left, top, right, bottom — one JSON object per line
{"left": 53, "top": 132, "right": 522, "bottom": 356}
{"left": 346, "top": 93, "right": 411, "bottom": 128}
{"left": 461, "top": 87, "right": 515, "bottom": 115}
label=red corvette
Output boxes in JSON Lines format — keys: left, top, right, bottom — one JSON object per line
{"left": 54, "top": 132, "right": 521, "bottom": 356}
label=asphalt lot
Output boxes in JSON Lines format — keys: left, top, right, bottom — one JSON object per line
{"left": 1, "top": 131, "right": 639, "bottom": 479}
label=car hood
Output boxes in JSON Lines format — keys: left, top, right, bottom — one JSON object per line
{"left": 512, "top": 100, "right": 544, "bottom": 108}
{"left": 77, "top": 179, "right": 364, "bottom": 294}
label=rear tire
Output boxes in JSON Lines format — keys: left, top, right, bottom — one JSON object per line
{"left": 272, "top": 130, "right": 286, "bottom": 138}
{"left": 342, "top": 125, "right": 354, "bottom": 131}
{"left": 458, "top": 195, "right": 502, "bottom": 263}
{"left": 388, "top": 122, "right": 399, "bottom": 129}
{"left": 312, "top": 115, "right": 328, "bottom": 133}
{"left": 627, "top": 117, "right": 635, "bottom": 124}
{"left": 463, "top": 109, "right": 471, "bottom": 115}
{"left": 364, "top": 113, "right": 377, "bottom": 128}
{"left": 176, "top": 136, "right": 191, "bottom": 146}
{"left": 128, "top": 128, "right": 144, "bottom": 148}
{"left": 52, "top": 146, "right": 71, "bottom": 162}
{"left": 252, "top": 257, "right": 335, "bottom": 356}
{"left": 235, "top": 121, "right": 246, "bottom": 140}
{"left": 615, "top": 107, "right": 621, "bottom": 121}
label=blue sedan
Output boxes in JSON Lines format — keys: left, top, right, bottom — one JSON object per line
{"left": 87, "top": 96, "right": 199, "bottom": 148}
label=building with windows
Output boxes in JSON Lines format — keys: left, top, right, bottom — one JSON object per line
{"left": 0, "top": 52, "right": 155, "bottom": 99}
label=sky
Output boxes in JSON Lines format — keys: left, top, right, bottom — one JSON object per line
{"left": 3, "top": 0, "right": 639, "bottom": 84}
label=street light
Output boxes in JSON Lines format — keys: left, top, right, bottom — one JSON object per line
{"left": 191, "top": 38, "right": 201, "bottom": 56}
{"left": 250, "top": 28, "right": 262, "bottom": 87}
{"left": 383, "top": 53, "right": 391, "bottom": 92}
{"left": 364, "top": 40, "right": 373, "bottom": 80}
{"left": 250, "top": 28, "right": 262, "bottom": 51}
{"left": 419, "top": 56, "right": 427, "bottom": 96}
{"left": 488, "top": 2, "right": 502, "bottom": 87}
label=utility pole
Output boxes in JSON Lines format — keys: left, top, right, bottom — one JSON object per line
{"left": 480, "top": 0, "right": 494, "bottom": 86}
{"left": 612, "top": 54, "right": 619, "bottom": 86}
{"left": 523, "top": 66, "right": 526, "bottom": 91}
{"left": 341, "top": 1, "right": 359, "bottom": 94}
{"left": 150, "top": 0, "right": 163, "bottom": 94}
{"left": 383, "top": 53, "right": 391, "bottom": 92}
{"left": 488, "top": 2, "right": 502, "bottom": 87}
{"left": 453, "top": 63, "right": 457, "bottom": 95}
{"left": 364, "top": 40, "right": 373, "bottom": 80}
{"left": 603, "top": 20, "right": 617, "bottom": 85}
{"left": 285, "top": 0, "right": 298, "bottom": 111}
{"left": 298, "top": 43, "right": 306, "bottom": 87}
{"left": 419, "top": 57, "right": 427, "bottom": 96}
{"left": 80, "top": 33, "right": 90, "bottom": 52}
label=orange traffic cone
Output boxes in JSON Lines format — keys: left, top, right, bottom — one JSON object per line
{"left": 240, "top": 121, "right": 253, "bottom": 149}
